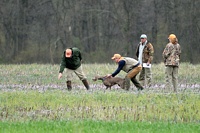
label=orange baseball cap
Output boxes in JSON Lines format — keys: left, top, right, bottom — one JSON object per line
{"left": 111, "top": 54, "right": 121, "bottom": 59}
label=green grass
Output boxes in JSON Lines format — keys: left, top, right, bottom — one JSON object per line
{"left": 1, "top": 91, "right": 200, "bottom": 122}
{"left": 1, "top": 120, "right": 200, "bottom": 133}
{"left": 0, "top": 63, "right": 200, "bottom": 132}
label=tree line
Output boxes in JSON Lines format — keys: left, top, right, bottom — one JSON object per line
{"left": 0, "top": 0, "right": 199, "bottom": 64}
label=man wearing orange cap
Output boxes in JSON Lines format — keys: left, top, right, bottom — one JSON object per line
{"left": 58, "top": 47, "right": 90, "bottom": 91}
{"left": 107, "top": 54, "right": 144, "bottom": 91}
{"left": 162, "top": 34, "right": 181, "bottom": 92}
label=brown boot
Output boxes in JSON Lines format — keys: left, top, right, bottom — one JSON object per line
{"left": 82, "top": 79, "right": 90, "bottom": 90}
{"left": 66, "top": 81, "right": 72, "bottom": 91}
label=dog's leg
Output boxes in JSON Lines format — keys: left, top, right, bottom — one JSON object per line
{"left": 118, "top": 80, "right": 125, "bottom": 89}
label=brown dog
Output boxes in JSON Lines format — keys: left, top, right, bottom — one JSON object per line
{"left": 92, "top": 76, "right": 125, "bottom": 89}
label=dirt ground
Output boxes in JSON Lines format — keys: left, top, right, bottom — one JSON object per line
{"left": 0, "top": 83, "right": 200, "bottom": 93}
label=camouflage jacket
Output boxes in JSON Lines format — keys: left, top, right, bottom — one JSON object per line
{"left": 136, "top": 41, "right": 154, "bottom": 63}
{"left": 162, "top": 43, "right": 181, "bottom": 66}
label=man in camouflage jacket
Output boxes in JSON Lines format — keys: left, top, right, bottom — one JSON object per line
{"left": 136, "top": 34, "right": 154, "bottom": 87}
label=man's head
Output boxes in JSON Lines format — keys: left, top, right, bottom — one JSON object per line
{"left": 65, "top": 49, "right": 72, "bottom": 58}
{"left": 140, "top": 34, "right": 147, "bottom": 43}
{"left": 111, "top": 54, "right": 122, "bottom": 62}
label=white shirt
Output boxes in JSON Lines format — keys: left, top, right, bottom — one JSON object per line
{"left": 138, "top": 40, "right": 147, "bottom": 64}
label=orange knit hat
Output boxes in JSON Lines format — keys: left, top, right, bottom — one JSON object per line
{"left": 168, "top": 34, "right": 176, "bottom": 40}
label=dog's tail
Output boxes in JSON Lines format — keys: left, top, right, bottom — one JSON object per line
{"left": 92, "top": 76, "right": 107, "bottom": 81}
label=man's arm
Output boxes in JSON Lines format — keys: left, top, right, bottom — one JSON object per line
{"left": 58, "top": 52, "right": 66, "bottom": 78}
{"left": 111, "top": 60, "right": 125, "bottom": 77}
{"left": 147, "top": 43, "right": 154, "bottom": 64}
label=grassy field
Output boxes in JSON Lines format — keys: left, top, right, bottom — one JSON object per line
{"left": 0, "top": 63, "right": 200, "bottom": 132}
{"left": 1, "top": 120, "right": 199, "bottom": 133}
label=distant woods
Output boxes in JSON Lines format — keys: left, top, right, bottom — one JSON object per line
{"left": 0, "top": 0, "right": 199, "bottom": 64}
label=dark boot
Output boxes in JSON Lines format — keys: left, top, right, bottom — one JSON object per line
{"left": 131, "top": 77, "right": 144, "bottom": 91}
{"left": 66, "top": 81, "right": 72, "bottom": 91}
{"left": 82, "top": 79, "right": 90, "bottom": 90}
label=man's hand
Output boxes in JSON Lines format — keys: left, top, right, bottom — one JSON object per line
{"left": 58, "top": 73, "right": 62, "bottom": 79}
{"left": 106, "top": 74, "right": 112, "bottom": 78}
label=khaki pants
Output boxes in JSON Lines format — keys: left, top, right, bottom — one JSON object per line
{"left": 139, "top": 67, "right": 152, "bottom": 87}
{"left": 165, "top": 66, "right": 178, "bottom": 92}
{"left": 125, "top": 64, "right": 143, "bottom": 90}
{"left": 65, "top": 65, "right": 87, "bottom": 81}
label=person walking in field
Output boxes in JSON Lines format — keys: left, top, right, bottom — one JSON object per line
{"left": 58, "top": 47, "right": 90, "bottom": 91}
{"left": 136, "top": 34, "right": 154, "bottom": 87}
{"left": 162, "top": 34, "right": 181, "bottom": 92}
{"left": 107, "top": 54, "right": 144, "bottom": 91}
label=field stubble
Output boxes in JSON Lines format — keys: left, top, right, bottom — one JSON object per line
{"left": 0, "top": 63, "right": 200, "bottom": 123}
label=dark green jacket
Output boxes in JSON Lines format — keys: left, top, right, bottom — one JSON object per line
{"left": 59, "top": 47, "right": 82, "bottom": 73}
